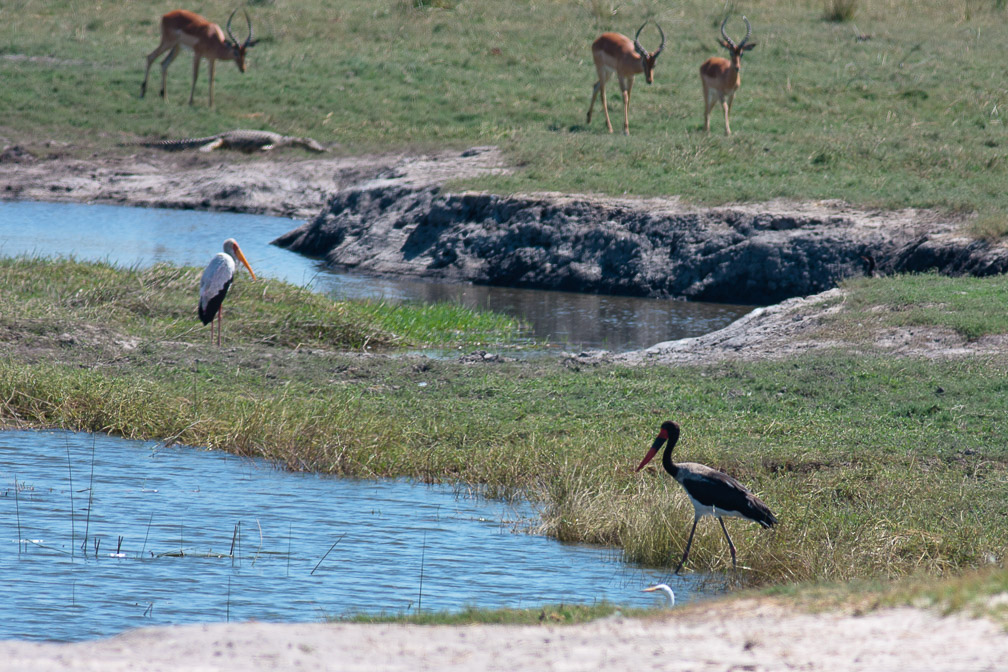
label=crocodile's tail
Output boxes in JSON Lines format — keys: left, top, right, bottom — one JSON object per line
{"left": 137, "top": 136, "right": 220, "bottom": 152}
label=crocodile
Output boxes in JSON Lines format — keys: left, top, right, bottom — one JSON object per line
{"left": 139, "top": 129, "right": 326, "bottom": 153}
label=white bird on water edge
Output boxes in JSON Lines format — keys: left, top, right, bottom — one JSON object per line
{"left": 642, "top": 583, "right": 675, "bottom": 606}
{"left": 199, "top": 238, "right": 256, "bottom": 346}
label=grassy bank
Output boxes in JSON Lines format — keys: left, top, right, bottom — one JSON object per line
{"left": 0, "top": 256, "right": 527, "bottom": 350}
{"left": 342, "top": 565, "right": 1008, "bottom": 626}
{"left": 0, "top": 258, "right": 1005, "bottom": 587}
{"left": 342, "top": 602, "right": 648, "bottom": 626}
{"left": 1, "top": 1, "right": 1006, "bottom": 225}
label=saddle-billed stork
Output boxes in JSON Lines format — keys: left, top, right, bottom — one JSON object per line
{"left": 198, "top": 238, "right": 256, "bottom": 346}
{"left": 635, "top": 420, "right": 777, "bottom": 572}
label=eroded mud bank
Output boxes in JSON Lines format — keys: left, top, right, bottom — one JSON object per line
{"left": 273, "top": 181, "right": 999, "bottom": 304}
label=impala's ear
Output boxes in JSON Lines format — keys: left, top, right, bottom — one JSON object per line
{"left": 718, "top": 39, "right": 732, "bottom": 49}
{"left": 246, "top": 39, "right": 260, "bottom": 48}
{"left": 742, "top": 42, "right": 757, "bottom": 51}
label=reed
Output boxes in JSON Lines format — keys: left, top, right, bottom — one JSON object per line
{"left": 418, "top": 531, "right": 427, "bottom": 613}
{"left": 81, "top": 436, "right": 96, "bottom": 554}
{"left": 65, "top": 438, "right": 75, "bottom": 560}
{"left": 14, "top": 473, "right": 22, "bottom": 555}
{"left": 311, "top": 534, "right": 346, "bottom": 576}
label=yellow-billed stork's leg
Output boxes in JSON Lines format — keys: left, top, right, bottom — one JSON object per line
{"left": 216, "top": 306, "right": 223, "bottom": 347}
{"left": 718, "top": 517, "right": 737, "bottom": 568}
{"left": 675, "top": 516, "right": 700, "bottom": 574}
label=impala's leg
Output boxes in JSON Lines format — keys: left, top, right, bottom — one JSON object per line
{"left": 588, "top": 62, "right": 614, "bottom": 131}
{"left": 724, "top": 91, "right": 735, "bottom": 136}
{"left": 587, "top": 80, "right": 601, "bottom": 125}
{"left": 703, "top": 84, "right": 717, "bottom": 133}
{"left": 189, "top": 54, "right": 202, "bottom": 105}
{"left": 207, "top": 59, "right": 216, "bottom": 107}
{"left": 621, "top": 75, "right": 633, "bottom": 136}
{"left": 142, "top": 40, "right": 173, "bottom": 98}
{"left": 599, "top": 69, "right": 614, "bottom": 133}
{"left": 158, "top": 45, "right": 179, "bottom": 99}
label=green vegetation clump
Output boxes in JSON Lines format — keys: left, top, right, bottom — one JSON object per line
{"left": 823, "top": 0, "right": 858, "bottom": 22}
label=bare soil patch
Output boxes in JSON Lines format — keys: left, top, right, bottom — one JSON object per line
{"left": 0, "top": 144, "right": 507, "bottom": 220}
{"left": 593, "top": 288, "right": 1008, "bottom": 365}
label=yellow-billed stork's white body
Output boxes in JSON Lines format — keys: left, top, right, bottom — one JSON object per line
{"left": 199, "top": 238, "right": 255, "bottom": 345}
{"left": 636, "top": 420, "right": 777, "bottom": 573}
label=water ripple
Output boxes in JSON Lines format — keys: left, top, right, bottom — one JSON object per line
{"left": 0, "top": 430, "right": 709, "bottom": 642}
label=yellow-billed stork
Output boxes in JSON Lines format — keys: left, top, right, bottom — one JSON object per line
{"left": 636, "top": 420, "right": 777, "bottom": 573}
{"left": 198, "top": 238, "right": 256, "bottom": 346}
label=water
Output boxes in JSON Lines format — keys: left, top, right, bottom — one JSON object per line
{"left": 0, "top": 200, "right": 750, "bottom": 350}
{"left": 0, "top": 431, "right": 700, "bottom": 642}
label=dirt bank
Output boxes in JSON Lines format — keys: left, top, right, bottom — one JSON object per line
{"left": 2, "top": 598, "right": 1005, "bottom": 672}
{"left": 271, "top": 170, "right": 1008, "bottom": 306}
{"left": 275, "top": 186, "right": 973, "bottom": 305}
{"left": 0, "top": 144, "right": 508, "bottom": 221}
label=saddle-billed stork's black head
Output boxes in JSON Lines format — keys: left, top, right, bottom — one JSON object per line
{"left": 635, "top": 420, "right": 680, "bottom": 471}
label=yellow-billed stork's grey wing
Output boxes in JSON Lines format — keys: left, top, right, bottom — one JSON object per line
{"left": 198, "top": 252, "right": 236, "bottom": 325}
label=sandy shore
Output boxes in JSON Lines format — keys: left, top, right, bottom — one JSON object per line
{"left": 3, "top": 599, "right": 1005, "bottom": 672}
{"left": 1, "top": 145, "right": 1006, "bottom": 670}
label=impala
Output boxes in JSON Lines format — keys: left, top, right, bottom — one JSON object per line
{"left": 141, "top": 8, "right": 257, "bottom": 107}
{"left": 586, "top": 20, "right": 666, "bottom": 136}
{"left": 700, "top": 15, "right": 756, "bottom": 135}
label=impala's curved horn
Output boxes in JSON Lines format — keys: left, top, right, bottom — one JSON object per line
{"left": 738, "top": 15, "right": 752, "bottom": 49}
{"left": 633, "top": 20, "right": 650, "bottom": 58}
{"left": 652, "top": 22, "right": 666, "bottom": 58}
{"left": 226, "top": 8, "right": 239, "bottom": 45}
{"left": 719, "top": 15, "right": 736, "bottom": 49}
{"left": 242, "top": 9, "right": 254, "bottom": 48}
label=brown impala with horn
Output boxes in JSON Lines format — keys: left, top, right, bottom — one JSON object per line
{"left": 700, "top": 15, "right": 757, "bottom": 135}
{"left": 586, "top": 20, "right": 666, "bottom": 136}
{"left": 141, "top": 8, "right": 258, "bottom": 107}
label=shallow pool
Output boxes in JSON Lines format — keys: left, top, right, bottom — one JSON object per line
{"left": 0, "top": 430, "right": 702, "bottom": 642}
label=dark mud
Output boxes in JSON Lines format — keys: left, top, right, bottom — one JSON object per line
{"left": 273, "top": 177, "right": 1001, "bottom": 305}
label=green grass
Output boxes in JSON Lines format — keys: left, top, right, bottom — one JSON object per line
{"left": 1, "top": 259, "right": 1006, "bottom": 587}
{"left": 340, "top": 602, "right": 646, "bottom": 625}
{"left": 765, "top": 566, "right": 1008, "bottom": 627}
{"left": 833, "top": 272, "right": 1008, "bottom": 341}
{"left": 0, "top": 256, "right": 528, "bottom": 350}
{"left": 1, "top": 1, "right": 1006, "bottom": 223}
